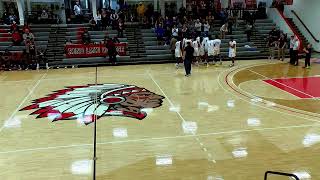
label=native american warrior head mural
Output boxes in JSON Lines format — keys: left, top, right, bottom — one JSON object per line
{"left": 20, "top": 84, "right": 165, "bottom": 125}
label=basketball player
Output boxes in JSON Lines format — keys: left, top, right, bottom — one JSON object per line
{"left": 202, "top": 36, "right": 209, "bottom": 67}
{"left": 228, "top": 37, "right": 237, "bottom": 67}
{"left": 207, "top": 37, "right": 214, "bottom": 66}
{"left": 213, "top": 35, "right": 222, "bottom": 65}
{"left": 199, "top": 37, "right": 205, "bottom": 64}
{"left": 193, "top": 37, "right": 201, "bottom": 65}
{"left": 175, "top": 39, "right": 183, "bottom": 68}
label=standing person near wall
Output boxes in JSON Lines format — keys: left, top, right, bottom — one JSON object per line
{"left": 267, "top": 35, "right": 275, "bottom": 60}
{"left": 293, "top": 36, "right": 300, "bottom": 66}
{"left": 289, "top": 35, "right": 295, "bottom": 64}
{"left": 278, "top": 33, "right": 286, "bottom": 61}
{"left": 303, "top": 44, "right": 312, "bottom": 69}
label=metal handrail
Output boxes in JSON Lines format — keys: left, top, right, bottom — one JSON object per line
{"left": 291, "top": 10, "right": 319, "bottom": 43}
{"left": 264, "top": 171, "right": 300, "bottom": 180}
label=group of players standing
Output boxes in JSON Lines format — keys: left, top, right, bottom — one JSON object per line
{"left": 174, "top": 35, "right": 237, "bottom": 76}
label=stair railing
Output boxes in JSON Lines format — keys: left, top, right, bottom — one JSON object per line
{"left": 290, "top": 10, "right": 319, "bottom": 43}
{"left": 264, "top": 171, "right": 300, "bottom": 180}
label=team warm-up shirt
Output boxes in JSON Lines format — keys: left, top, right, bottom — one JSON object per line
{"left": 213, "top": 39, "right": 221, "bottom": 49}
{"left": 207, "top": 40, "right": 214, "bottom": 54}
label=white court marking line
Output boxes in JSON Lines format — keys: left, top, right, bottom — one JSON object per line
{"left": 147, "top": 71, "right": 217, "bottom": 163}
{"left": 249, "top": 69, "right": 316, "bottom": 99}
{"left": 237, "top": 65, "right": 320, "bottom": 118}
{"left": 218, "top": 64, "right": 320, "bottom": 123}
{"left": 0, "top": 73, "right": 47, "bottom": 133}
{"left": 238, "top": 79, "right": 301, "bottom": 100}
{"left": 0, "top": 123, "right": 317, "bottom": 155}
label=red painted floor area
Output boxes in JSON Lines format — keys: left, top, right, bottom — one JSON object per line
{"left": 263, "top": 76, "right": 320, "bottom": 98}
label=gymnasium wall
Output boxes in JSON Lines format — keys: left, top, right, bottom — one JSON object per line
{"left": 284, "top": 0, "right": 320, "bottom": 51}
{"left": 266, "top": 8, "right": 294, "bottom": 36}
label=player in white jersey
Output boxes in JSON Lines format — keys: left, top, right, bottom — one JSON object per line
{"left": 228, "top": 37, "right": 237, "bottom": 67}
{"left": 175, "top": 40, "right": 183, "bottom": 68}
{"left": 207, "top": 38, "right": 215, "bottom": 66}
{"left": 200, "top": 37, "right": 209, "bottom": 66}
{"left": 203, "top": 37, "right": 209, "bottom": 53}
{"left": 193, "top": 37, "right": 201, "bottom": 65}
{"left": 212, "top": 35, "right": 222, "bottom": 65}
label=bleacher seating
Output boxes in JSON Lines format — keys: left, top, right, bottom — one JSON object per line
{"left": 60, "top": 24, "right": 130, "bottom": 65}
{"left": 0, "top": 18, "right": 280, "bottom": 67}
{"left": 0, "top": 24, "right": 49, "bottom": 61}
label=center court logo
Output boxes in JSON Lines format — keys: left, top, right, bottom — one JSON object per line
{"left": 20, "top": 84, "right": 164, "bottom": 125}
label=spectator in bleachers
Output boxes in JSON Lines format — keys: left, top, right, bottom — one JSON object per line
{"left": 96, "top": 12, "right": 102, "bottom": 30}
{"left": 12, "top": 30, "right": 22, "bottom": 46}
{"left": 101, "top": 36, "right": 108, "bottom": 45}
{"left": 74, "top": 1, "right": 82, "bottom": 24}
{"left": 23, "top": 29, "right": 35, "bottom": 42}
{"left": 110, "top": 10, "right": 119, "bottom": 30}
{"left": 220, "top": 23, "right": 228, "bottom": 39}
{"left": 89, "top": 17, "right": 97, "bottom": 31}
{"left": 137, "top": 2, "right": 146, "bottom": 23}
{"left": 40, "top": 9, "right": 49, "bottom": 23}
{"left": 164, "top": 16, "right": 172, "bottom": 29}
{"left": 8, "top": 14, "right": 17, "bottom": 24}
{"left": 194, "top": 19, "right": 202, "bottom": 37}
{"left": 81, "top": 29, "right": 91, "bottom": 45}
{"left": 219, "top": 9, "right": 228, "bottom": 25}
{"left": 181, "top": 24, "right": 189, "bottom": 39}
{"left": 37, "top": 48, "right": 49, "bottom": 70}
{"left": 172, "top": 25, "right": 179, "bottom": 39}
{"left": 206, "top": 11, "right": 215, "bottom": 26}
{"left": 203, "top": 21, "right": 210, "bottom": 37}
{"left": 66, "top": 39, "right": 73, "bottom": 45}
{"left": 155, "top": 24, "right": 165, "bottom": 45}
{"left": 112, "top": 37, "right": 120, "bottom": 43}
{"left": 2, "top": 10, "right": 9, "bottom": 25}
{"left": 101, "top": 9, "right": 110, "bottom": 30}
{"left": 245, "top": 23, "right": 253, "bottom": 42}
{"left": 2, "top": 49, "right": 12, "bottom": 71}
{"left": 164, "top": 26, "right": 172, "bottom": 46}
{"left": 22, "top": 23, "right": 31, "bottom": 34}
{"left": 117, "top": 19, "right": 124, "bottom": 38}
{"left": 10, "top": 21, "right": 19, "bottom": 33}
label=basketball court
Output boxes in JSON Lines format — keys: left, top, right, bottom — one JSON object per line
{"left": 0, "top": 59, "right": 319, "bottom": 179}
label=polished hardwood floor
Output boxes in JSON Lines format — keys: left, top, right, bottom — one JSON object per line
{"left": 0, "top": 59, "right": 319, "bottom": 180}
